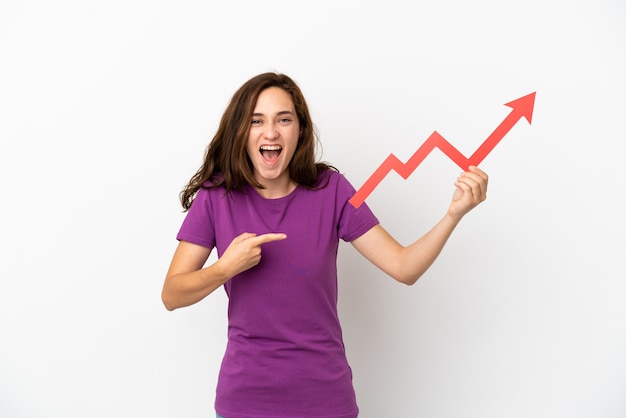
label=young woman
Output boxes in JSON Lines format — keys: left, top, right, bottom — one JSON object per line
{"left": 162, "top": 72, "right": 488, "bottom": 418}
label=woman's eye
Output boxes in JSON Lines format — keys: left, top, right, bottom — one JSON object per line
{"left": 279, "top": 118, "right": 291, "bottom": 124}
{"left": 251, "top": 119, "right": 261, "bottom": 125}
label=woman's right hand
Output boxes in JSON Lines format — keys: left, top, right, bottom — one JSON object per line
{"left": 217, "top": 232, "right": 287, "bottom": 277}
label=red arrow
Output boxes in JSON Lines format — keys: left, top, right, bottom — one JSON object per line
{"left": 349, "top": 92, "right": 536, "bottom": 208}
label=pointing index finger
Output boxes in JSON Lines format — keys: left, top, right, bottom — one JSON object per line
{"left": 252, "top": 233, "right": 288, "bottom": 245}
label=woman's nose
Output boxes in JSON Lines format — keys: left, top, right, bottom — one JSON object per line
{"left": 263, "top": 123, "right": 279, "bottom": 139}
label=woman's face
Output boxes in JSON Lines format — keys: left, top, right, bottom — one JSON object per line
{"left": 246, "top": 87, "right": 300, "bottom": 190}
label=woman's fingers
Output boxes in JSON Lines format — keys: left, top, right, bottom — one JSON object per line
{"left": 456, "top": 166, "right": 488, "bottom": 202}
{"left": 220, "top": 232, "right": 287, "bottom": 276}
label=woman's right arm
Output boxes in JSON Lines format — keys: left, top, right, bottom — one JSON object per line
{"left": 161, "top": 241, "right": 227, "bottom": 311}
{"left": 161, "top": 233, "right": 287, "bottom": 311}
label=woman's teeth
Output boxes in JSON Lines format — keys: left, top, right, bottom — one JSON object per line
{"left": 260, "top": 145, "right": 282, "bottom": 162}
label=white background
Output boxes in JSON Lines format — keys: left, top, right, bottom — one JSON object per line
{"left": 1, "top": 1, "right": 625, "bottom": 417}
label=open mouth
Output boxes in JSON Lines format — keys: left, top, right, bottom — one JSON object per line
{"left": 259, "top": 145, "right": 282, "bottom": 163}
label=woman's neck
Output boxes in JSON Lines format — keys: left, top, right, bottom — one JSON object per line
{"left": 254, "top": 177, "right": 297, "bottom": 199}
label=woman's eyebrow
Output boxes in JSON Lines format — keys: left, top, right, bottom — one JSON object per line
{"left": 252, "top": 110, "right": 295, "bottom": 117}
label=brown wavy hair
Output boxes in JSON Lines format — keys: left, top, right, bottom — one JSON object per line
{"left": 180, "top": 72, "right": 336, "bottom": 211}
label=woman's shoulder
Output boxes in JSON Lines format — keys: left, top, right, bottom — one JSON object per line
{"left": 313, "top": 167, "right": 361, "bottom": 199}
{"left": 316, "top": 166, "right": 345, "bottom": 184}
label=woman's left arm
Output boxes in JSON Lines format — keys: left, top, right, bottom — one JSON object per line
{"left": 350, "top": 166, "right": 488, "bottom": 285}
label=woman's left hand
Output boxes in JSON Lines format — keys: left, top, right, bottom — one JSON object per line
{"left": 448, "top": 165, "right": 489, "bottom": 220}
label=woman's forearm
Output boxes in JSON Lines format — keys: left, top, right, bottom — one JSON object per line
{"left": 162, "top": 261, "right": 231, "bottom": 311}
{"left": 396, "top": 213, "right": 462, "bottom": 285}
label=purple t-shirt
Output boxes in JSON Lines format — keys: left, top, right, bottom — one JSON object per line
{"left": 176, "top": 170, "right": 379, "bottom": 418}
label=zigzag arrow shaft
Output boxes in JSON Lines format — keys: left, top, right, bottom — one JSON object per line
{"left": 349, "top": 92, "right": 536, "bottom": 208}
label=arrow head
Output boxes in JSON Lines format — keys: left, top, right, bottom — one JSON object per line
{"left": 504, "top": 92, "right": 536, "bottom": 124}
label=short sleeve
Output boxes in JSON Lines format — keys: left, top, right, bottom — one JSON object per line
{"left": 176, "top": 187, "right": 216, "bottom": 249}
{"left": 335, "top": 173, "right": 379, "bottom": 242}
